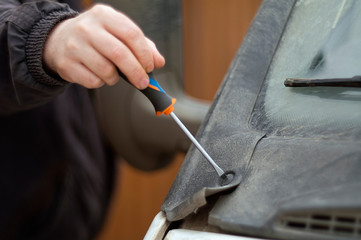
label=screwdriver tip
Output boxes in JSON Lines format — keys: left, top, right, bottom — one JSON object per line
{"left": 219, "top": 170, "right": 235, "bottom": 186}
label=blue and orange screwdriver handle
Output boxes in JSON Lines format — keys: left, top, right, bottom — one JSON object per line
{"left": 117, "top": 70, "right": 176, "bottom": 116}
{"left": 117, "top": 70, "right": 226, "bottom": 177}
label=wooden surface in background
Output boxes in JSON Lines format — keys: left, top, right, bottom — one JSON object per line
{"left": 96, "top": 1, "right": 261, "bottom": 239}
{"left": 81, "top": 0, "right": 93, "bottom": 8}
{"left": 96, "top": 154, "right": 184, "bottom": 240}
{"left": 183, "top": 0, "right": 261, "bottom": 100}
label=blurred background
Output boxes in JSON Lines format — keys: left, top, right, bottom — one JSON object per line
{"left": 82, "top": 0, "right": 262, "bottom": 239}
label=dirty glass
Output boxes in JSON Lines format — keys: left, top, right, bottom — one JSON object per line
{"left": 251, "top": 0, "right": 361, "bottom": 139}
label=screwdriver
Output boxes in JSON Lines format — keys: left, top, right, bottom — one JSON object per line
{"left": 118, "top": 71, "right": 225, "bottom": 177}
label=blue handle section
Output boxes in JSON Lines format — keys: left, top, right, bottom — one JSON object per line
{"left": 149, "top": 77, "right": 166, "bottom": 93}
{"left": 116, "top": 69, "right": 176, "bottom": 115}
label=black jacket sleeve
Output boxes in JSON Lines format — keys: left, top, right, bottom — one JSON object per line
{"left": 0, "top": 0, "right": 78, "bottom": 115}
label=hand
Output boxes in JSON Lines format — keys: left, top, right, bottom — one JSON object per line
{"left": 43, "top": 4, "right": 165, "bottom": 89}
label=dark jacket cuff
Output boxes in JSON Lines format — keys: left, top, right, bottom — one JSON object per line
{"left": 26, "top": 10, "right": 78, "bottom": 87}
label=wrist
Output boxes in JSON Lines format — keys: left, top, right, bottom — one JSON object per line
{"left": 26, "top": 10, "right": 78, "bottom": 86}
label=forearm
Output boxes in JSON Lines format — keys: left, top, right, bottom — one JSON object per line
{"left": 0, "top": 0, "right": 78, "bottom": 115}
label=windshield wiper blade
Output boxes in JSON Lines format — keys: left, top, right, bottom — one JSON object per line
{"left": 284, "top": 75, "right": 361, "bottom": 88}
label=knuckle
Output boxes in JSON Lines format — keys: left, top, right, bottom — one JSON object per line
{"left": 74, "top": 21, "right": 91, "bottom": 35}
{"left": 101, "top": 63, "right": 115, "bottom": 77}
{"left": 146, "top": 38, "right": 156, "bottom": 48}
{"left": 90, "top": 4, "right": 111, "bottom": 15}
{"left": 56, "top": 60, "right": 69, "bottom": 76}
{"left": 106, "top": 76, "right": 119, "bottom": 86}
{"left": 138, "top": 50, "right": 153, "bottom": 70}
{"left": 100, "top": 64, "right": 118, "bottom": 85}
{"left": 128, "top": 66, "right": 144, "bottom": 82}
{"left": 125, "top": 26, "right": 142, "bottom": 41}
{"left": 64, "top": 38, "right": 78, "bottom": 52}
{"left": 86, "top": 77, "right": 104, "bottom": 89}
{"left": 110, "top": 45, "right": 126, "bottom": 63}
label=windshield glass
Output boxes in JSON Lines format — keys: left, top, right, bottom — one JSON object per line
{"left": 251, "top": 0, "right": 361, "bottom": 139}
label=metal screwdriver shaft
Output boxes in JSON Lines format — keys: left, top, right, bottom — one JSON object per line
{"left": 118, "top": 71, "right": 225, "bottom": 177}
{"left": 170, "top": 112, "right": 225, "bottom": 177}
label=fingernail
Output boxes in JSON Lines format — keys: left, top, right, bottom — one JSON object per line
{"left": 139, "top": 77, "right": 149, "bottom": 89}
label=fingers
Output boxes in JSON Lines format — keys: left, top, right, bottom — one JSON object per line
{"left": 58, "top": 62, "right": 105, "bottom": 89}
{"left": 43, "top": 4, "right": 166, "bottom": 90}
{"left": 97, "top": 6, "right": 154, "bottom": 88}
{"left": 90, "top": 28, "right": 149, "bottom": 89}
{"left": 93, "top": 5, "right": 155, "bottom": 73}
{"left": 44, "top": 17, "right": 119, "bottom": 87}
{"left": 146, "top": 38, "right": 166, "bottom": 69}
{"left": 80, "top": 47, "right": 119, "bottom": 86}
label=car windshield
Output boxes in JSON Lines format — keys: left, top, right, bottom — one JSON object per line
{"left": 250, "top": 0, "right": 361, "bottom": 139}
